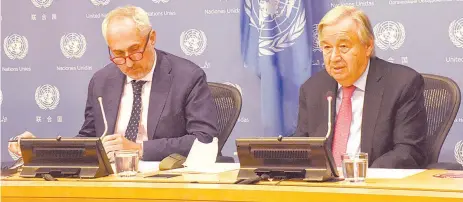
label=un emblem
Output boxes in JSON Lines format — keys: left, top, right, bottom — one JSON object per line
{"left": 152, "top": 0, "right": 170, "bottom": 3}
{"left": 3, "top": 34, "right": 28, "bottom": 60}
{"left": 312, "top": 24, "right": 321, "bottom": 52}
{"left": 244, "top": 0, "right": 305, "bottom": 56}
{"left": 373, "top": 21, "right": 406, "bottom": 50}
{"left": 180, "top": 29, "right": 207, "bottom": 56}
{"left": 60, "top": 33, "right": 87, "bottom": 59}
{"left": 31, "top": 0, "right": 53, "bottom": 8}
{"left": 449, "top": 18, "right": 463, "bottom": 48}
{"left": 223, "top": 82, "right": 243, "bottom": 96}
{"left": 456, "top": 140, "right": 463, "bottom": 166}
{"left": 90, "top": 0, "right": 110, "bottom": 6}
{"left": 35, "top": 84, "right": 60, "bottom": 110}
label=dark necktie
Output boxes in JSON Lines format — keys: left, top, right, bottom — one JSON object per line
{"left": 125, "top": 80, "right": 147, "bottom": 142}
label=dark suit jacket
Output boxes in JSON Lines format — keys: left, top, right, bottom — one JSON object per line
{"left": 78, "top": 49, "right": 219, "bottom": 161}
{"left": 295, "top": 57, "right": 428, "bottom": 169}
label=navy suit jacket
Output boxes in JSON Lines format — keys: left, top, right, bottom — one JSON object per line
{"left": 295, "top": 57, "right": 428, "bottom": 169}
{"left": 78, "top": 49, "right": 219, "bottom": 161}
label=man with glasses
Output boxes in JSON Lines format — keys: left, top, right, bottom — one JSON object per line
{"left": 8, "top": 5, "right": 219, "bottom": 161}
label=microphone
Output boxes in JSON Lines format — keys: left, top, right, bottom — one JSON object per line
{"left": 97, "top": 97, "right": 109, "bottom": 139}
{"left": 325, "top": 91, "right": 334, "bottom": 139}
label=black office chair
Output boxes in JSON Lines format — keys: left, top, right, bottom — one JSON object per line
{"left": 421, "top": 74, "right": 462, "bottom": 170}
{"left": 208, "top": 82, "right": 242, "bottom": 163}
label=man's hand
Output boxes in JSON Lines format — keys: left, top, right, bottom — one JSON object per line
{"left": 102, "top": 134, "right": 142, "bottom": 160}
{"left": 8, "top": 131, "right": 36, "bottom": 157}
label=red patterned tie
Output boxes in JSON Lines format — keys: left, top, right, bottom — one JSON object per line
{"left": 332, "top": 86, "right": 356, "bottom": 167}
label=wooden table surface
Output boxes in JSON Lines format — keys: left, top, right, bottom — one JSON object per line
{"left": 2, "top": 168, "right": 463, "bottom": 202}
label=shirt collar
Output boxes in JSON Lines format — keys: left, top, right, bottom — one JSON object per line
{"left": 126, "top": 51, "right": 157, "bottom": 83}
{"left": 337, "top": 59, "right": 370, "bottom": 92}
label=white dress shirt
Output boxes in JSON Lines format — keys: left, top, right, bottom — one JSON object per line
{"left": 114, "top": 53, "right": 157, "bottom": 149}
{"left": 336, "top": 61, "right": 370, "bottom": 154}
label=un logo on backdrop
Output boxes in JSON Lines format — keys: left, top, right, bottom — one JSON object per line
{"left": 31, "top": 0, "right": 53, "bottom": 8}
{"left": 180, "top": 29, "right": 207, "bottom": 56}
{"left": 244, "top": 0, "right": 305, "bottom": 56}
{"left": 373, "top": 21, "right": 406, "bottom": 50}
{"left": 60, "top": 33, "right": 87, "bottom": 59}
{"left": 35, "top": 84, "right": 60, "bottom": 110}
{"left": 449, "top": 18, "right": 463, "bottom": 48}
{"left": 152, "top": 0, "right": 170, "bottom": 3}
{"left": 90, "top": 0, "right": 110, "bottom": 6}
{"left": 455, "top": 140, "right": 463, "bottom": 166}
{"left": 3, "top": 34, "right": 28, "bottom": 60}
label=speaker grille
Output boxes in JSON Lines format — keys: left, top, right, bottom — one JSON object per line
{"left": 34, "top": 148, "right": 85, "bottom": 159}
{"left": 251, "top": 148, "right": 310, "bottom": 159}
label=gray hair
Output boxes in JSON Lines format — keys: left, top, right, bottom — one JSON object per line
{"left": 101, "top": 5, "right": 152, "bottom": 44}
{"left": 318, "top": 6, "right": 375, "bottom": 56}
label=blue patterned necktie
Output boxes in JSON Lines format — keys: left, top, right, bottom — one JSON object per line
{"left": 125, "top": 80, "right": 147, "bottom": 142}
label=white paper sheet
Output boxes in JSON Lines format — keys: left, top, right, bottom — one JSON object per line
{"left": 167, "top": 163, "right": 240, "bottom": 174}
{"left": 365, "top": 168, "right": 425, "bottom": 179}
{"left": 138, "top": 161, "right": 161, "bottom": 173}
{"left": 111, "top": 161, "right": 160, "bottom": 174}
{"left": 182, "top": 137, "right": 218, "bottom": 169}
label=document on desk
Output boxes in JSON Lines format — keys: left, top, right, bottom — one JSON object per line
{"left": 111, "top": 161, "right": 161, "bottom": 174}
{"left": 366, "top": 168, "right": 425, "bottom": 179}
{"left": 168, "top": 163, "right": 240, "bottom": 174}
{"left": 138, "top": 161, "right": 161, "bottom": 173}
{"left": 183, "top": 137, "right": 218, "bottom": 169}
{"left": 159, "top": 137, "right": 239, "bottom": 174}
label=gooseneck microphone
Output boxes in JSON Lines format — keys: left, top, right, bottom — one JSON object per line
{"left": 325, "top": 91, "right": 334, "bottom": 139}
{"left": 97, "top": 97, "right": 109, "bottom": 139}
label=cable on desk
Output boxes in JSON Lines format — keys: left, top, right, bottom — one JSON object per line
{"left": 42, "top": 174, "right": 57, "bottom": 181}
{"left": 274, "top": 178, "right": 285, "bottom": 186}
{"left": 234, "top": 174, "right": 270, "bottom": 185}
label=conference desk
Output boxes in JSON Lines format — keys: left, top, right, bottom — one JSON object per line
{"left": 1, "top": 164, "right": 463, "bottom": 202}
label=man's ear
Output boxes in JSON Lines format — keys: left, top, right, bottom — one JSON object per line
{"left": 365, "top": 38, "right": 374, "bottom": 57}
{"left": 150, "top": 30, "right": 156, "bottom": 46}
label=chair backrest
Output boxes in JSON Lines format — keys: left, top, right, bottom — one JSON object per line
{"left": 208, "top": 82, "right": 242, "bottom": 153}
{"left": 422, "top": 74, "right": 461, "bottom": 165}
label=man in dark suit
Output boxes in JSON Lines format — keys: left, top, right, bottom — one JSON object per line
{"left": 8, "top": 6, "right": 218, "bottom": 161}
{"left": 295, "top": 6, "right": 427, "bottom": 169}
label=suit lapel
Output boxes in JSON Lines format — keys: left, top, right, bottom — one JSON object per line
{"left": 147, "top": 50, "right": 173, "bottom": 139}
{"left": 103, "top": 65, "right": 125, "bottom": 135}
{"left": 361, "top": 57, "right": 385, "bottom": 158}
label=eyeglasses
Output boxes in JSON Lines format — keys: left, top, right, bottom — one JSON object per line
{"left": 108, "top": 32, "right": 151, "bottom": 65}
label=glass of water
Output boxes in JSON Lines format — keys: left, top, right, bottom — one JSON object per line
{"left": 114, "top": 150, "right": 139, "bottom": 177}
{"left": 341, "top": 152, "right": 368, "bottom": 182}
